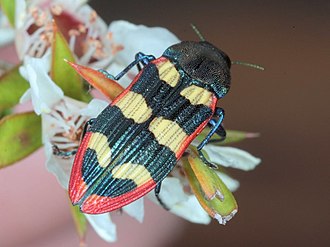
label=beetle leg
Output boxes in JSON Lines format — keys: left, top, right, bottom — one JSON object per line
{"left": 98, "top": 52, "right": 155, "bottom": 80}
{"left": 155, "top": 182, "right": 169, "bottom": 210}
{"left": 52, "top": 118, "right": 96, "bottom": 158}
{"left": 207, "top": 120, "right": 226, "bottom": 143}
{"left": 197, "top": 107, "right": 225, "bottom": 168}
{"left": 81, "top": 118, "right": 95, "bottom": 139}
{"left": 52, "top": 145, "right": 77, "bottom": 158}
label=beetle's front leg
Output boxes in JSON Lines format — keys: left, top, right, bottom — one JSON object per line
{"left": 197, "top": 107, "right": 225, "bottom": 168}
{"left": 99, "top": 52, "right": 155, "bottom": 80}
{"left": 207, "top": 119, "right": 226, "bottom": 142}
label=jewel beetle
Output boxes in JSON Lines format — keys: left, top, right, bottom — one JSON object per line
{"left": 69, "top": 40, "right": 231, "bottom": 214}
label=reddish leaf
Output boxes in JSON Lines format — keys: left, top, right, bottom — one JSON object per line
{"left": 66, "top": 61, "right": 124, "bottom": 101}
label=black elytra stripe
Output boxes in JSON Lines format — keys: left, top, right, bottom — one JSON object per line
{"left": 130, "top": 63, "right": 175, "bottom": 110}
{"left": 96, "top": 177, "right": 138, "bottom": 197}
{"left": 156, "top": 96, "right": 213, "bottom": 135}
{"left": 89, "top": 105, "right": 135, "bottom": 138}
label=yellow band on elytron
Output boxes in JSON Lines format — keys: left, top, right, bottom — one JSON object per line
{"left": 149, "top": 117, "right": 188, "bottom": 154}
{"left": 88, "top": 132, "right": 112, "bottom": 168}
{"left": 111, "top": 163, "right": 153, "bottom": 186}
{"left": 180, "top": 85, "right": 213, "bottom": 107}
{"left": 116, "top": 91, "right": 153, "bottom": 124}
{"left": 156, "top": 59, "right": 180, "bottom": 87}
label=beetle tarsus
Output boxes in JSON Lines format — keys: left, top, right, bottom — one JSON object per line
{"left": 197, "top": 149, "right": 218, "bottom": 169}
{"left": 155, "top": 182, "right": 169, "bottom": 211}
{"left": 98, "top": 69, "right": 116, "bottom": 80}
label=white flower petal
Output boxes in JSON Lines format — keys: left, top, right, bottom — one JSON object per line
{"left": 14, "top": 0, "right": 27, "bottom": 29}
{"left": 122, "top": 197, "right": 144, "bottom": 223}
{"left": 0, "top": 7, "right": 15, "bottom": 47}
{"left": 55, "top": 0, "right": 88, "bottom": 10}
{"left": 44, "top": 141, "right": 72, "bottom": 189}
{"left": 19, "top": 88, "right": 31, "bottom": 103}
{"left": 148, "top": 177, "right": 187, "bottom": 207}
{"left": 170, "top": 196, "right": 211, "bottom": 225}
{"left": 85, "top": 213, "right": 117, "bottom": 242}
{"left": 0, "top": 28, "right": 15, "bottom": 47}
{"left": 80, "top": 98, "right": 108, "bottom": 117}
{"left": 216, "top": 171, "right": 240, "bottom": 192}
{"left": 204, "top": 145, "right": 261, "bottom": 171}
{"left": 149, "top": 177, "right": 211, "bottom": 224}
{"left": 19, "top": 54, "right": 64, "bottom": 114}
{"left": 109, "top": 20, "right": 180, "bottom": 64}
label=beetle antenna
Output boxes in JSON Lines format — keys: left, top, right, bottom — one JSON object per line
{"left": 189, "top": 24, "right": 264, "bottom": 71}
{"left": 190, "top": 24, "right": 206, "bottom": 41}
{"left": 231, "top": 61, "right": 265, "bottom": 71}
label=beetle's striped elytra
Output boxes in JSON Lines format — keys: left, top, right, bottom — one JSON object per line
{"left": 69, "top": 41, "right": 231, "bottom": 214}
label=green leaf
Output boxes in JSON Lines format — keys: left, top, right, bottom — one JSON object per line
{"left": 196, "top": 129, "right": 259, "bottom": 146}
{"left": 51, "top": 21, "right": 84, "bottom": 101}
{"left": 0, "top": 65, "right": 29, "bottom": 111}
{"left": 182, "top": 147, "right": 238, "bottom": 225}
{"left": 0, "top": 0, "right": 15, "bottom": 27}
{"left": 66, "top": 61, "right": 124, "bottom": 101}
{"left": 0, "top": 112, "right": 42, "bottom": 168}
{"left": 70, "top": 203, "right": 87, "bottom": 245}
{"left": 0, "top": 108, "right": 12, "bottom": 118}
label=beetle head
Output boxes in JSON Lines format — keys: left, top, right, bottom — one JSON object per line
{"left": 163, "top": 41, "right": 231, "bottom": 99}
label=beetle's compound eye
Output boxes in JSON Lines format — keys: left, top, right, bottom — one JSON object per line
{"left": 163, "top": 41, "right": 231, "bottom": 98}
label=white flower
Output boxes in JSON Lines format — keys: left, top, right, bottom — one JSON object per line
{"left": 15, "top": 0, "right": 115, "bottom": 67}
